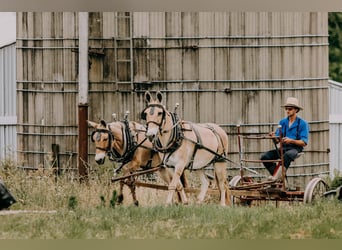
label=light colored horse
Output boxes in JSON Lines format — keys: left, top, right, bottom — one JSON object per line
{"left": 141, "top": 91, "right": 231, "bottom": 206}
{"left": 88, "top": 119, "right": 188, "bottom": 206}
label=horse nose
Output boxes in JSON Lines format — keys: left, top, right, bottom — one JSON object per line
{"left": 96, "top": 158, "right": 105, "bottom": 165}
{"left": 146, "top": 133, "right": 155, "bottom": 142}
{"left": 146, "top": 127, "right": 158, "bottom": 141}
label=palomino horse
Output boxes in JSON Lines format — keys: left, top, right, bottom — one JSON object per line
{"left": 88, "top": 119, "right": 188, "bottom": 206}
{"left": 141, "top": 91, "right": 230, "bottom": 206}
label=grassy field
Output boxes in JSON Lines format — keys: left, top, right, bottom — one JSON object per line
{"left": 0, "top": 159, "right": 341, "bottom": 239}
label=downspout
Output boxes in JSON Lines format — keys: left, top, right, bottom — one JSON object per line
{"left": 78, "top": 12, "right": 89, "bottom": 182}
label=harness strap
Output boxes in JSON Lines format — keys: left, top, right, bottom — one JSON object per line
{"left": 154, "top": 112, "right": 183, "bottom": 154}
{"left": 186, "top": 123, "right": 202, "bottom": 171}
{"left": 204, "top": 124, "right": 227, "bottom": 159}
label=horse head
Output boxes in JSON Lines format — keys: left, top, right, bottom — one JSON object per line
{"left": 141, "top": 91, "right": 166, "bottom": 142}
{"left": 88, "top": 119, "right": 115, "bottom": 165}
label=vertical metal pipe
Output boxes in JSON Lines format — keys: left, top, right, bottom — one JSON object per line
{"left": 78, "top": 12, "right": 89, "bottom": 181}
{"left": 278, "top": 125, "right": 286, "bottom": 191}
{"left": 236, "top": 125, "right": 244, "bottom": 179}
{"left": 78, "top": 104, "right": 88, "bottom": 181}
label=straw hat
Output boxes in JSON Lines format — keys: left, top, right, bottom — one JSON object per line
{"left": 281, "top": 97, "right": 303, "bottom": 111}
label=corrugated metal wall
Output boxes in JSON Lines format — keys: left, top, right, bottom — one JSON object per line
{"left": 329, "top": 80, "right": 342, "bottom": 176}
{"left": 16, "top": 12, "right": 329, "bottom": 188}
{"left": 0, "top": 43, "right": 17, "bottom": 161}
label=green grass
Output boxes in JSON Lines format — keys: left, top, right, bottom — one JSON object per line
{"left": 1, "top": 202, "right": 342, "bottom": 239}
{"left": 0, "top": 159, "right": 342, "bottom": 239}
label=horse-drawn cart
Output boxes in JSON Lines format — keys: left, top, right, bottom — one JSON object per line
{"left": 109, "top": 124, "right": 330, "bottom": 207}
{"left": 228, "top": 125, "right": 329, "bottom": 206}
{"left": 90, "top": 93, "right": 331, "bottom": 206}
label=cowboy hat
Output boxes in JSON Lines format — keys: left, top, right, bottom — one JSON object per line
{"left": 281, "top": 97, "right": 303, "bottom": 110}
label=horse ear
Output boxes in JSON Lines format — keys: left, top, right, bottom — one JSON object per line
{"left": 87, "top": 120, "right": 98, "bottom": 128}
{"left": 144, "top": 91, "right": 153, "bottom": 104}
{"left": 100, "top": 119, "right": 107, "bottom": 127}
{"left": 156, "top": 91, "right": 163, "bottom": 103}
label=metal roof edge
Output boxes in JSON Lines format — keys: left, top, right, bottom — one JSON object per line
{"left": 328, "top": 79, "right": 342, "bottom": 88}
{"left": 0, "top": 41, "right": 16, "bottom": 50}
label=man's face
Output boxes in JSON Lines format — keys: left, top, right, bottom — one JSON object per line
{"left": 285, "top": 106, "right": 297, "bottom": 117}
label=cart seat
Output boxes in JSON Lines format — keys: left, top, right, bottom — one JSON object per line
{"left": 294, "top": 152, "right": 304, "bottom": 160}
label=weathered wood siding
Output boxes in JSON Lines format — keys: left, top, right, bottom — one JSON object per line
{"left": 16, "top": 12, "right": 329, "bottom": 187}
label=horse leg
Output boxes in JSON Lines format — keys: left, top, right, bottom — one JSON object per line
{"left": 126, "top": 176, "right": 139, "bottom": 206}
{"left": 159, "top": 167, "right": 187, "bottom": 204}
{"left": 197, "top": 170, "right": 210, "bottom": 204}
{"left": 117, "top": 180, "right": 125, "bottom": 204}
{"left": 214, "top": 162, "right": 229, "bottom": 206}
{"left": 166, "top": 166, "right": 188, "bottom": 205}
{"left": 120, "top": 162, "right": 141, "bottom": 206}
{"left": 177, "top": 172, "right": 188, "bottom": 203}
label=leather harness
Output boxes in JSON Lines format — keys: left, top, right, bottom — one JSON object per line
{"left": 144, "top": 104, "right": 228, "bottom": 171}
{"left": 91, "top": 121, "right": 154, "bottom": 171}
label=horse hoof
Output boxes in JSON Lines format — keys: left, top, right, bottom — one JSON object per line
{"left": 117, "top": 194, "right": 124, "bottom": 204}
{"left": 134, "top": 200, "right": 139, "bottom": 206}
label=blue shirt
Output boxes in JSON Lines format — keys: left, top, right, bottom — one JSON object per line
{"left": 275, "top": 116, "right": 309, "bottom": 149}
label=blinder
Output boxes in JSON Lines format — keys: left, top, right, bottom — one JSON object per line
{"left": 140, "top": 108, "right": 147, "bottom": 120}
{"left": 140, "top": 103, "right": 166, "bottom": 126}
{"left": 91, "top": 131, "right": 95, "bottom": 142}
{"left": 90, "top": 128, "right": 114, "bottom": 151}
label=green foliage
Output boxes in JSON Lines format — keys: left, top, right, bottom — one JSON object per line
{"left": 331, "top": 176, "right": 342, "bottom": 190}
{"left": 68, "top": 196, "right": 78, "bottom": 210}
{"left": 329, "top": 12, "right": 342, "bottom": 82}
{"left": 99, "top": 195, "right": 106, "bottom": 207}
{"left": 110, "top": 190, "right": 117, "bottom": 208}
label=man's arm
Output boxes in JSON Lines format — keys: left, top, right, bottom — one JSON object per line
{"left": 282, "top": 137, "right": 307, "bottom": 147}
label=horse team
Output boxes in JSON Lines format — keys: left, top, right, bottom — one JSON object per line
{"left": 88, "top": 91, "right": 231, "bottom": 207}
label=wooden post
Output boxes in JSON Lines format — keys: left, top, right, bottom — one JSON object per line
{"left": 51, "top": 144, "right": 60, "bottom": 176}
{"left": 78, "top": 12, "right": 89, "bottom": 182}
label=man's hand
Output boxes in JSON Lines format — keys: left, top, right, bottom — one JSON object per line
{"left": 282, "top": 137, "right": 293, "bottom": 144}
{"left": 269, "top": 132, "right": 276, "bottom": 137}
{"left": 269, "top": 131, "right": 279, "bottom": 143}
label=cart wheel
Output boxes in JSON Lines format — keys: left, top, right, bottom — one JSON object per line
{"left": 229, "top": 175, "right": 242, "bottom": 205}
{"left": 303, "top": 177, "right": 329, "bottom": 204}
{"left": 229, "top": 175, "right": 253, "bottom": 206}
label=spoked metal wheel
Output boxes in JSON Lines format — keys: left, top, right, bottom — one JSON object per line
{"left": 303, "top": 177, "right": 329, "bottom": 204}
{"left": 229, "top": 175, "right": 253, "bottom": 206}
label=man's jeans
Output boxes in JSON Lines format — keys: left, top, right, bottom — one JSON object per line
{"left": 260, "top": 146, "right": 302, "bottom": 175}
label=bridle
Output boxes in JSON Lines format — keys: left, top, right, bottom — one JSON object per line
{"left": 91, "top": 121, "right": 153, "bottom": 170}
{"left": 142, "top": 103, "right": 183, "bottom": 154}
{"left": 91, "top": 127, "right": 122, "bottom": 160}
{"left": 141, "top": 103, "right": 166, "bottom": 129}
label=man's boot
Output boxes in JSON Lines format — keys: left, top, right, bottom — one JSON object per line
{"left": 267, "top": 164, "right": 283, "bottom": 181}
